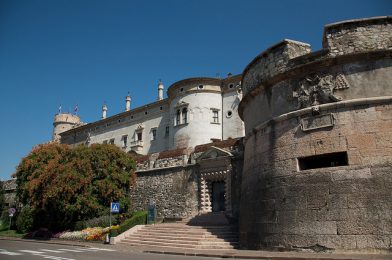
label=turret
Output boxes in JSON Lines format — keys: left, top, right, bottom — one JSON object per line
{"left": 52, "top": 113, "right": 81, "bottom": 143}
{"left": 125, "top": 92, "right": 131, "bottom": 111}
{"left": 102, "top": 103, "right": 107, "bottom": 119}
{"left": 158, "top": 80, "right": 164, "bottom": 100}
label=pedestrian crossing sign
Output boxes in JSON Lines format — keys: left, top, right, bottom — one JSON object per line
{"left": 110, "top": 202, "right": 120, "bottom": 213}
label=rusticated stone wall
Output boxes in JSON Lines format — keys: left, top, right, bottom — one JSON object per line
{"left": 129, "top": 165, "right": 199, "bottom": 219}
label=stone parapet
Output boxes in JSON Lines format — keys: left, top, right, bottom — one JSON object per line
{"left": 323, "top": 16, "right": 392, "bottom": 56}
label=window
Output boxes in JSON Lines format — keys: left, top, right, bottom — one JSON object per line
{"left": 182, "top": 107, "right": 188, "bottom": 124}
{"left": 122, "top": 135, "right": 128, "bottom": 148}
{"left": 103, "top": 140, "right": 108, "bottom": 144}
{"left": 151, "top": 128, "right": 157, "bottom": 141}
{"left": 180, "top": 87, "right": 184, "bottom": 92}
{"left": 160, "top": 106, "right": 163, "bottom": 110}
{"left": 229, "top": 83, "right": 234, "bottom": 89}
{"left": 298, "top": 152, "right": 348, "bottom": 171}
{"left": 137, "top": 132, "right": 142, "bottom": 141}
{"left": 226, "top": 110, "right": 233, "bottom": 118}
{"left": 145, "top": 111, "right": 148, "bottom": 115}
{"left": 165, "top": 126, "right": 169, "bottom": 137}
{"left": 109, "top": 138, "right": 115, "bottom": 145}
{"left": 176, "top": 110, "right": 181, "bottom": 125}
{"left": 212, "top": 110, "right": 219, "bottom": 123}
{"left": 198, "top": 85, "right": 204, "bottom": 89}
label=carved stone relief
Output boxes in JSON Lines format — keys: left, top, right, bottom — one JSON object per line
{"left": 293, "top": 73, "right": 350, "bottom": 109}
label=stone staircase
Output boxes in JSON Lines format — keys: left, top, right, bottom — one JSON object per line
{"left": 118, "top": 212, "right": 239, "bottom": 250}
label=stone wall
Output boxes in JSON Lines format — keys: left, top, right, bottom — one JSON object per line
{"left": 239, "top": 16, "right": 392, "bottom": 251}
{"left": 323, "top": 16, "right": 392, "bottom": 56}
{"left": 129, "top": 165, "right": 199, "bottom": 219}
{"left": 240, "top": 102, "right": 392, "bottom": 250}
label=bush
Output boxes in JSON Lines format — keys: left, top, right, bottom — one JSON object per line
{"left": 74, "top": 215, "right": 117, "bottom": 231}
{"left": 16, "top": 207, "right": 34, "bottom": 233}
{"left": 110, "top": 211, "right": 146, "bottom": 237}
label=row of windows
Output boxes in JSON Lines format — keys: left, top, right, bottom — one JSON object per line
{"left": 174, "top": 107, "right": 221, "bottom": 126}
{"left": 102, "top": 126, "right": 170, "bottom": 148}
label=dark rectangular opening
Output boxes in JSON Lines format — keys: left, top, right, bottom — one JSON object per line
{"left": 298, "top": 152, "right": 348, "bottom": 171}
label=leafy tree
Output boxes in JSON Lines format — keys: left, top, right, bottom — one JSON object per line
{"left": 16, "top": 143, "right": 135, "bottom": 230}
{"left": 0, "top": 181, "right": 5, "bottom": 214}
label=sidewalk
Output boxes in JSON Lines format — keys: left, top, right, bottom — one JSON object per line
{"left": 111, "top": 243, "right": 392, "bottom": 260}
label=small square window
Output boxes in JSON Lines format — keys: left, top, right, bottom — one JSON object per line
{"left": 109, "top": 138, "right": 115, "bottom": 145}
{"left": 103, "top": 140, "right": 108, "bottom": 144}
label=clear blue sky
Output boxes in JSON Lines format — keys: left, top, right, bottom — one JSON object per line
{"left": 0, "top": 0, "right": 390, "bottom": 179}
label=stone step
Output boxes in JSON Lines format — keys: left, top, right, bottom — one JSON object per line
{"left": 119, "top": 240, "right": 238, "bottom": 250}
{"left": 124, "top": 236, "right": 238, "bottom": 244}
{"left": 143, "top": 224, "right": 236, "bottom": 230}
{"left": 128, "top": 234, "right": 239, "bottom": 242}
{"left": 130, "top": 233, "right": 238, "bottom": 240}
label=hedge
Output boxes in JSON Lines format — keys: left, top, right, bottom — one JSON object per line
{"left": 110, "top": 211, "right": 146, "bottom": 237}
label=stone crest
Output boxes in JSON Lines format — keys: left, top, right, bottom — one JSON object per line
{"left": 293, "top": 73, "right": 349, "bottom": 109}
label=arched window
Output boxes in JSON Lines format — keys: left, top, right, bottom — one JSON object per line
{"left": 176, "top": 109, "right": 181, "bottom": 125}
{"left": 182, "top": 107, "right": 188, "bottom": 124}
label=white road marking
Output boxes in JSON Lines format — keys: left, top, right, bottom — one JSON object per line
{"left": 88, "top": 247, "right": 116, "bottom": 251}
{"left": 42, "top": 255, "right": 75, "bottom": 260}
{"left": 40, "top": 249, "right": 64, "bottom": 253}
{"left": 57, "top": 248, "right": 84, "bottom": 252}
{"left": 19, "top": 249, "right": 45, "bottom": 254}
{"left": 0, "top": 250, "right": 24, "bottom": 255}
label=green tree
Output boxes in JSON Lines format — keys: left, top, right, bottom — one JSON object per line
{"left": 16, "top": 143, "right": 135, "bottom": 230}
{"left": 0, "top": 181, "right": 5, "bottom": 214}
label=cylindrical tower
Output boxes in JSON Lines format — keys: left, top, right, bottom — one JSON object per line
{"left": 167, "top": 78, "right": 223, "bottom": 149}
{"left": 52, "top": 113, "right": 81, "bottom": 143}
{"left": 238, "top": 16, "right": 392, "bottom": 251}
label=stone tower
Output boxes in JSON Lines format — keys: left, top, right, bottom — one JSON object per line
{"left": 52, "top": 113, "right": 81, "bottom": 143}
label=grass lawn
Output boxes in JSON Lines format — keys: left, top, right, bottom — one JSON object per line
{"left": 0, "top": 225, "right": 26, "bottom": 237}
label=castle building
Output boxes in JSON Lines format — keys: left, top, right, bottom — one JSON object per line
{"left": 56, "top": 75, "right": 244, "bottom": 154}
{"left": 52, "top": 16, "right": 392, "bottom": 251}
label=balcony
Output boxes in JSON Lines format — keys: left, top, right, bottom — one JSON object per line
{"left": 130, "top": 140, "right": 144, "bottom": 152}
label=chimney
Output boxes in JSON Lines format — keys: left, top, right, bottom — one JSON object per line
{"left": 157, "top": 80, "right": 164, "bottom": 100}
{"left": 125, "top": 92, "right": 131, "bottom": 111}
{"left": 102, "top": 103, "right": 107, "bottom": 119}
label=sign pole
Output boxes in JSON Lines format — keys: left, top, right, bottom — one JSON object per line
{"left": 109, "top": 203, "right": 112, "bottom": 228}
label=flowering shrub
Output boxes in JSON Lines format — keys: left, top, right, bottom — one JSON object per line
{"left": 59, "top": 226, "right": 119, "bottom": 241}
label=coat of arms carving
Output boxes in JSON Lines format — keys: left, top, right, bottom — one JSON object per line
{"left": 293, "top": 73, "right": 349, "bottom": 109}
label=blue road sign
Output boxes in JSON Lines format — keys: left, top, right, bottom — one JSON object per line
{"left": 110, "top": 202, "right": 120, "bottom": 213}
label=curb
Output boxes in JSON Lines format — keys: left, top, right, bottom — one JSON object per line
{"left": 141, "top": 249, "right": 375, "bottom": 260}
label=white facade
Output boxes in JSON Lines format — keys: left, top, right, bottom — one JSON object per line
{"left": 58, "top": 75, "right": 244, "bottom": 154}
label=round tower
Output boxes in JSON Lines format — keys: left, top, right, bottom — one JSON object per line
{"left": 52, "top": 113, "right": 81, "bottom": 143}
{"left": 167, "top": 77, "right": 223, "bottom": 149}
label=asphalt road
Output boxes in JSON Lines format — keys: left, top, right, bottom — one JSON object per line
{"left": 0, "top": 240, "right": 224, "bottom": 260}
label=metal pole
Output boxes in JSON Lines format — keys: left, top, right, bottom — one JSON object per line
{"left": 9, "top": 216, "right": 11, "bottom": 230}
{"left": 109, "top": 205, "right": 112, "bottom": 228}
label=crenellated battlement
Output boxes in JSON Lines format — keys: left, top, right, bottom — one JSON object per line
{"left": 242, "top": 16, "right": 392, "bottom": 97}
